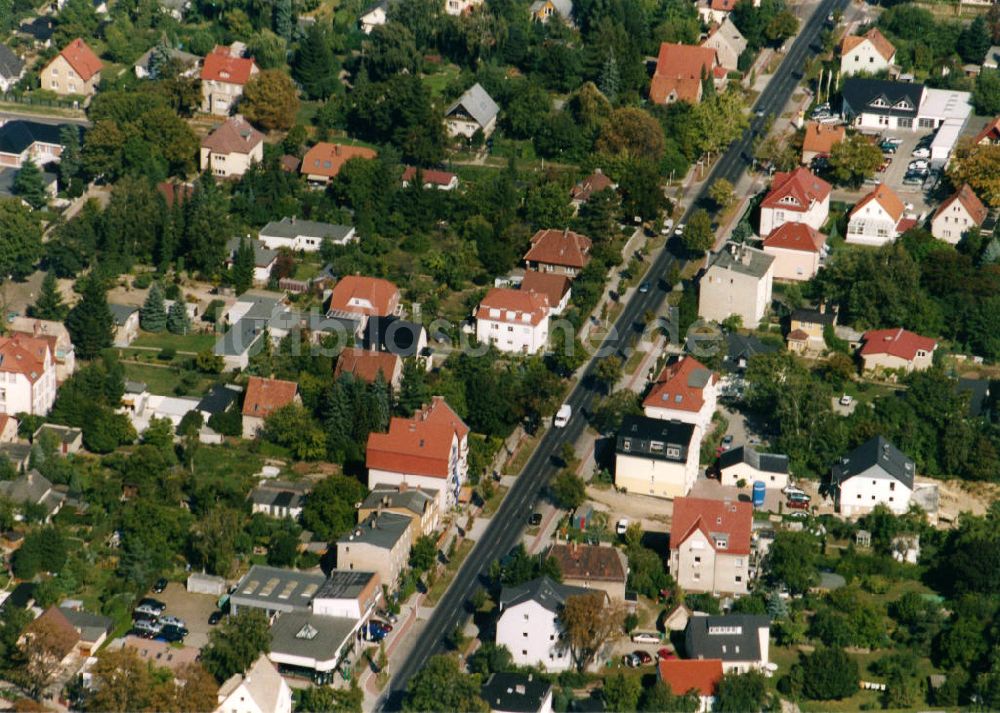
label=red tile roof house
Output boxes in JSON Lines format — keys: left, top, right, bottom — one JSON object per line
{"left": 649, "top": 43, "right": 724, "bottom": 105}
{"left": 475, "top": 288, "right": 550, "bottom": 355}
{"left": 669, "top": 497, "right": 753, "bottom": 596}
{"left": 402, "top": 166, "right": 459, "bottom": 191}
{"left": 642, "top": 356, "right": 719, "bottom": 433}
{"left": 547, "top": 542, "right": 629, "bottom": 601}
{"left": 658, "top": 658, "right": 724, "bottom": 713}
{"left": 520, "top": 270, "right": 571, "bottom": 316}
{"left": 758, "top": 167, "right": 831, "bottom": 237}
{"left": 326, "top": 275, "right": 401, "bottom": 335}
{"left": 301, "top": 142, "right": 377, "bottom": 184}
{"left": 334, "top": 347, "right": 403, "bottom": 389}
{"left": 930, "top": 183, "right": 988, "bottom": 245}
{"left": 859, "top": 328, "right": 937, "bottom": 374}
{"left": 199, "top": 115, "right": 264, "bottom": 179}
{"left": 846, "top": 183, "right": 914, "bottom": 246}
{"left": 241, "top": 376, "right": 299, "bottom": 438}
{"left": 570, "top": 169, "right": 616, "bottom": 210}
{"left": 800, "top": 121, "right": 846, "bottom": 164}
{"left": 40, "top": 38, "right": 102, "bottom": 97}
{"left": 200, "top": 44, "right": 259, "bottom": 116}
{"left": 974, "top": 116, "right": 1000, "bottom": 145}
{"left": 366, "top": 396, "right": 469, "bottom": 509}
{"left": 762, "top": 222, "right": 828, "bottom": 281}
{"left": 523, "top": 228, "right": 592, "bottom": 277}
{"left": 0, "top": 333, "right": 57, "bottom": 415}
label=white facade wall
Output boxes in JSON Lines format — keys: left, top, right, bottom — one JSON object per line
{"left": 0, "top": 365, "right": 56, "bottom": 416}
{"left": 847, "top": 201, "right": 897, "bottom": 246}
{"left": 614, "top": 448, "right": 699, "bottom": 500}
{"left": 718, "top": 463, "right": 788, "bottom": 490}
{"left": 838, "top": 473, "right": 912, "bottom": 517}
{"left": 477, "top": 316, "right": 549, "bottom": 354}
{"left": 758, "top": 194, "right": 829, "bottom": 236}
{"left": 643, "top": 388, "right": 717, "bottom": 433}
{"left": 698, "top": 266, "right": 774, "bottom": 328}
{"left": 669, "top": 529, "right": 749, "bottom": 595}
{"left": 496, "top": 599, "right": 574, "bottom": 672}
{"left": 199, "top": 142, "right": 263, "bottom": 179}
{"left": 932, "top": 203, "right": 978, "bottom": 244}
{"left": 840, "top": 40, "right": 892, "bottom": 77}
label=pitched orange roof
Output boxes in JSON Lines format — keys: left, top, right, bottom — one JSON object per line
{"left": 328, "top": 276, "right": 400, "bottom": 318}
{"left": 201, "top": 45, "right": 257, "bottom": 85}
{"left": 521, "top": 270, "right": 570, "bottom": 309}
{"left": 524, "top": 229, "right": 592, "bottom": 270}
{"left": 57, "top": 38, "right": 102, "bottom": 82}
{"left": 475, "top": 288, "right": 550, "bottom": 326}
{"left": 0, "top": 333, "right": 51, "bottom": 383}
{"left": 366, "top": 397, "right": 468, "bottom": 478}
{"left": 763, "top": 222, "right": 827, "bottom": 253}
{"left": 860, "top": 328, "right": 936, "bottom": 361}
{"left": 932, "top": 183, "right": 988, "bottom": 227}
{"left": 670, "top": 496, "right": 753, "bottom": 555}
{"left": 760, "top": 167, "right": 831, "bottom": 214}
{"left": 850, "top": 183, "right": 905, "bottom": 223}
{"left": 658, "top": 659, "right": 724, "bottom": 696}
{"left": 841, "top": 28, "right": 895, "bottom": 62}
{"left": 801, "top": 121, "right": 845, "bottom": 157}
{"left": 301, "top": 142, "right": 377, "bottom": 179}
{"left": 710, "top": 0, "right": 736, "bottom": 10}
{"left": 242, "top": 376, "right": 298, "bottom": 419}
{"left": 402, "top": 166, "right": 457, "bottom": 187}
{"left": 974, "top": 117, "right": 1000, "bottom": 144}
{"left": 650, "top": 43, "right": 718, "bottom": 104}
{"left": 334, "top": 347, "right": 401, "bottom": 384}
{"left": 201, "top": 115, "right": 264, "bottom": 155}
{"left": 643, "top": 356, "right": 717, "bottom": 413}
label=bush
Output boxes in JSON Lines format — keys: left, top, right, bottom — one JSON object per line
{"left": 158, "top": 346, "right": 177, "bottom": 361}
{"left": 799, "top": 647, "right": 860, "bottom": 700}
{"left": 203, "top": 299, "right": 225, "bottom": 323}
{"left": 132, "top": 273, "right": 153, "bottom": 289}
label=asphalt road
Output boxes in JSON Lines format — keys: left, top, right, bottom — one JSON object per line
{"left": 381, "top": 0, "right": 848, "bottom": 706}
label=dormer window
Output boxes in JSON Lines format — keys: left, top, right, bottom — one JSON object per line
{"left": 666, "top": 447, "right": 680, "bottom": 458}
{"left": 871, "top": 97, "right": 889, "bottom": 108}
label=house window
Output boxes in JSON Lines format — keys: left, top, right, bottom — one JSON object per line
{"left": 522, "top": 650, "right": 527, "bottom": 656}
{"left": 666, "top": 447, "right": 681, "bottom": 458}
{"left": 898, "top": 118, "right": 912, "bottom": 128}
{"left": 693, "top": 572, "right": 700, "bottom": 581}
{"left": 524, "top": 614, "right": 529, "bottom": 620}
{"left": 890, "top": 482, "right": 895, "bottom": 491}
{"left": 523, "top": 632, "right": 528, "bottom": 637}
{"left": 736, "top": 575, "right": 742, "bottom": 582}
{"left": 919, "top": 118, "right": 935, "bottom": 128}
{"left": 694, "top": 556, "right": 701, "bottom": 564}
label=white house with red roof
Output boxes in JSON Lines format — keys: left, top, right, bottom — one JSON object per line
{"left": 200, "top": 44, "right": 259, "bottom": 116}
{"left": 642, "top": 356, "right": 719, "bottom": 433}
{"left": 859, "top": 328, "right": 936, "bottom": 373}
{"left": 658, "top": 659, "right": 724, "bottom": 713}
{"left": 366, "top": 397, "right": 469, "bottom": 508}
{"left": 758, "top": 167, "right": 831, "bottom": 236}
{"left": 401, "top": 166, "right": 459, "bottom": 191}
{"left": 520, "top": 270, "right": 571, "bottom": 316}
{"left": 41, "top": 38, "right": 102, "bottom": 97}
{"left": 241, "top": 376, "right": 299, "bottom": 438}
{"left": 475, "top": 288, "right": 550, "bottom": 354}
{"left": 839, "top": 28, "right": 896, "bottom": 77}
{"left": 0, "top": 333, "right": 56, "bottom": 415}
{"left": 931, "top": 183, "right": 988, "bottom": 245}
{"left": 669, "top": 497, "right": 753, "bottom": 595}
{"left": 523, "top": 228, "right": 592, "bottom": 277}
{"left": 846, "top": 183, "right": 913, "bottom": 246}
{"left": 762, "top": 222, "right": 828, "bottom": 281}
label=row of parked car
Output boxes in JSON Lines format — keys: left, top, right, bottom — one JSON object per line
{"left": 132, "top": 585, "right": 190, "bottom": 643}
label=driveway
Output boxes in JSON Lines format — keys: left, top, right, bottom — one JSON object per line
{"left": 149, "top": 581, "right": 220, "bottom": 650}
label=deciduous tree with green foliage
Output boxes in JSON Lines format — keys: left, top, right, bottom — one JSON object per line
{"left": 403, "top": 654, "right": 487, "bottom": 712}
{"left": 603, "top": 672, "right": 642, "bottom": 712}
{"left": 242, "top": 70, "right": 300, "bottom": 131}
{"left": 201, "top": 610, "right": 271, "bottom": 683}
{"left": 302, "top": 475, "right": 368, "bottom": 542}
{"left": 550, "top": 469, "right": 587, "bottom": 509}
{"left": 683, "top": 208, "right": 715, "bottom": 254}
{"left": 715, "top": 670, "right": 770, "bottom": 711}
{"left": 765, "top": 529, "right": 819, "bottom": 594}
{"left": 828, "top": 133, "right": 883, "bottom": 188}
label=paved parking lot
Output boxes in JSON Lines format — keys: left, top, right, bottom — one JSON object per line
{"left": 148, "top": 581, "right": 221, "bottom": 649}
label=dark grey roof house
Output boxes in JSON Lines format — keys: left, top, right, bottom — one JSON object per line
{"left": 685, "top": 614, "right": 771, "bottom": 668}
{"left": 956, "top": 377, "right": 991, "bottom": 419}
{"left": 363, "top": 315, "right": 428, "bottom": 358}
{"left": 481, "top": 672, "right": 553, "bottom": 713}
{"left": 717, "top": 445, "right": 789, "bottom": 478}
{"left": 0, "top": 44, "right": 24, "bottom": 89}
{"left": 615, "top": 414, "right": 695, "bottom": 463}
{"left": 832, "top": 435, "right": 915, "bottom": 491}
{"left": 498, "top": 576, "right": 589, "bottom": 613}
{"left": 841, "top": 78, "right": 925, "bottom": 123}
{"left": 0, "top": 470, "right": 65, "bottom": 519}
{"left": 249, "top": 480, "right": 310, "bottom": 518}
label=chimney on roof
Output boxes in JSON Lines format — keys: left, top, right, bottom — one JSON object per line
{"left": 398, "top": 482, "right": 408, "bottom": 492}
{"left": 818, "top": 300, "right": 826, "bottom": 314}
{"left": 334, "top": 145, "right": 341, "bottom": 156}
{"left": 515, "top": 685, "right": 526, "bottom": 695}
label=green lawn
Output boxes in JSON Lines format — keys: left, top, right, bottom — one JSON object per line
{"left": 425, "top": 539, "right": 475, "bottom": 605}
{"left": 421, "top": 64, "right": 461, "bottom": 98}
{"left": 120, "top": 361, "right": 216, "bottom": 396}
{"left": 132, "top": 331, "right": 218, "bottom": 353}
